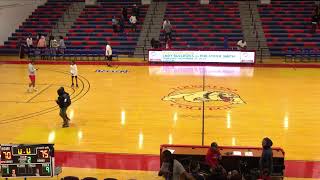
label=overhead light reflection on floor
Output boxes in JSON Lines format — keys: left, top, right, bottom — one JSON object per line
{"left": 138, "top": 131, "right": 144, "bottom": 149}
{"left": 121, "top": 110, "right": 126, "bottom": 125}
{"left": 48, "top": 131, "right": 55, "bottom": 143}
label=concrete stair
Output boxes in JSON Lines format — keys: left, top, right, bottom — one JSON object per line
{"left": 134, "top": 1, "right": 167, "bottom": 58}
{"left": 51, "top": 2, "right": 85, "bottom": 38}
{"left": 239, "top": 1, "right": 270, "bottom": 59}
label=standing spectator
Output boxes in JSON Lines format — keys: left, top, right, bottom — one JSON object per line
{"left": 132, "top": 4, "right": 140, "bottom": 20}
{"left": 122, "top": 7, "right": 128, "bottom": 21}
{"left": 206, "top": 142, "right": 222, "bottom": 170}
{"left": 105, "top": 41, "right": 112, "bottom": 63}
{"left": 50, "top": 36, "right": 59, "bottom": 59}
{"left": 26, "top": 35, "right": 33, "bottom": 48}
{"left": 237, "top": 39, "right": 247, "bottom": 50}
{"left": 158, "top": 150, "right": 195, "bottom": 180}
{"left": 129, "top": 15, "right": 137, "bottom": 32}
{"left": 259, "top": 137, "right": 273, "bottom": 180}
{"left": 37, "top": 35, "right": 46, "bottom": 48}
{"left": 58, "top": 36, "right": 66, "bottom": 54}
{"left": 163, "top": 19, "right": 172, "bottom": 42}
{"left": 37, "top": 35, "right": 46, "bottom": 59}
{"left": 112, "top": 16, "right": 119, "bottom": 33}
{"left": 18, "top": 37, "right": 26, "bottom": 59}
{"left": 118, "top": 17, "right": 125, "bottom": 33}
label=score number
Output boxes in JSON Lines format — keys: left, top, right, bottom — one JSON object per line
{"left": 1, "top": 151, "right": 12, "bottom": 160}
{"left": 38, "top": 149, "right": 49, "bottom": 159}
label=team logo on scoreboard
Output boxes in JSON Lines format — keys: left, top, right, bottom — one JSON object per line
{"left": 162, "top": 85, "right": 245, "bottom": 110}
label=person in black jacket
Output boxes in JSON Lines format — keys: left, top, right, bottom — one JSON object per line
{"left": 259, "top": 137, "right": 273, "bottom": 179}
{"left": 56, "top": 87, "right": 71, "bottom": 128}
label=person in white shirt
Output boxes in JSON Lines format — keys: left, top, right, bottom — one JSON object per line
{"left": 237, "top": 39, "right": 247, "bottom": 50}
{"left": 28, "top": 60, "right": 38, "bottom": 92}
{"left": 129, "top": 15, "right": 137, "bottom": 32}
{"left": 105, "top": 41, "right": 112, "bottom": 59}
{"left": 26, "top": 35, "right": 33, "bottom": 48}
{"left": 70, "top": 61, "right": 78, "bottom": 88}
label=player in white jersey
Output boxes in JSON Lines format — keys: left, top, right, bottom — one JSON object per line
{"left": 28, "top": 60, "right": 38, "bottom": 92}
{"left": 70, "top": 61, "right": 78, "bottom": 88}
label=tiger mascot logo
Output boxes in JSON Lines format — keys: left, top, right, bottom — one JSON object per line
{"left": 162, "top": 85, "right": 245, "bottom": 110}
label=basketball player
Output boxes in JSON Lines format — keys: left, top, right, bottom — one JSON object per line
{"left": 28, "top": 60, "right": 38, "bottom": 92}
{"left": 70, "top": 61, "right": 78, "bottom": 88}
{"left": 56, "top": 87, "right": 71, "bottom": 128}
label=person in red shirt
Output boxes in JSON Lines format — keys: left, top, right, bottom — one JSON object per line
{"left": 206, "top": 142, "right": 222, "bottom": 170}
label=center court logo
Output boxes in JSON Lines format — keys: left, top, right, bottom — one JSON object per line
{"left": 162, "top": 85, "right": 245, "bottom": 110}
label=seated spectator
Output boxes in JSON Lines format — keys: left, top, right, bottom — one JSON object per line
{"left": 26, "top": 35, "right": 33, "bottom": 48}
{"left": 163, "top": 19, "right": 172, "bottom": 42}
{"left": 237, "top": 39, "right": 247, "bottom": 50}
{"left": 112, "top": 16, "right": 119, "bottom": 33}
{"left": 311, "top": 13, "right": 319, "bottom": 33}
{"left": 165, "top": 38, "right": 172, "bottom": 49}
{"left": 189, "top": 161, "right": 205, "bottom": 180}
{"left": 158, "top": 150, "right": 195, "bottom": 180}
{"left": 129, "top": 15, "right": 137, "bottom": 32}
{"left": 122, "top": 7, "right": 128, "bottom": 21}
{"left": 259, "top": 137, "right": 273, "bottom": 180}
{"left": 151, "top": 38, "right": 161, "bottom": 49}
{"left": 206, "top": 142, "right": 222, "bottom": 170}
{"left": 208, "top": 166, "right": 227, "bottom": 180}
{"left": 227, "top": 170, "right": 242, "bottom": 180}
{"left": 132, "top": 4, "right": 140, "bottom": 20}
{"left": 58, "top": 36, "right": 66, "bottom": 54}
{"left": 151, "top": 38, "right": 156, "bottom": 48}
{"left": 118, "top": 17, "right": 125, "bottom": 33}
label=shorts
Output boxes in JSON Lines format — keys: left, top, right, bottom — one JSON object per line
{"left": 29, "top": 75, "right": 35, "bottom": 82}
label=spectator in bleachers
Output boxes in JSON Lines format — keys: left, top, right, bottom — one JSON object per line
{"left": 118, "top": 17, "right": 125, "bottom": 33}
{"left": 151, "top": 38, "right": 160, "bottom": 49}
{"left": 311, "top": 13, "right": 319, "bottom": 33}
{"left": 50, "top": 36, "right": 59, "bottom": 59}
{"left": 122, "top": 7, "right": 128, "bottom": 21}
{"left": 237, "top": 39, "right": 247, "bottom": 50}
{"left": 189, "top": 161, "right": 205, "bottom": 180}
{"left": 129, "top": 15, "right": 137, "bottom": 32}
{"left": 259, "top": 137, "right": 273, "bottom": 180}
{"left": 105, "top": 42, "right": 112, "bottom": 62}
{"left": 48, "top": 35, "right": 54, "bottom": 48}
{"left": 112, "top": 16, "right": 119, "bottom": 33}
{"left": 208, "top": 166, "right": 227, "bottom": 180}
{"left": 26, "top": 35, "right": 33, "bottom": 48}
{"left": 158, "top": 150, "right": 196, "bottom": 180}
{"left": 163, "top": 19, "right": 172, "bottom": 42}
{"left": 59, "top": 36, "right": 66, "bottom": 54}
{"left": 206, "top": 142, "right": 222, "bottom": 170}
{"left": 166, "top": 38, "right": 172, "bottom": 49}
{"left": 224, "top": 36, "right": 229, "bottom": 49}
{"left": 227, "top": 170, "right": 242, "bottom": 180}
{"left": 132, "top": 4, "right": 140, "bottom": 20}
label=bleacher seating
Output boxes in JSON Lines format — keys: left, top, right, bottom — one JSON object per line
{"left": 258, "top": 0, "right": 317, "bottom": 56}
{"left": 161, "top": 0, "right": 243, "bottom": 49}
{"left": 65, "top": 0, "right": 149, "bottom": 56}
{"left": 0, "top": 0, "right": 77, "bottom": 54}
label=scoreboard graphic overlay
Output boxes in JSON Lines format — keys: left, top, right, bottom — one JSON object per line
{"left": 0, "top": 144, "right": 54, "bottom": 178}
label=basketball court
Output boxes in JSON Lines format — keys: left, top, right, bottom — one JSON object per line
{"left": 0, "top": 63, "right": 320, "bottom": 179}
